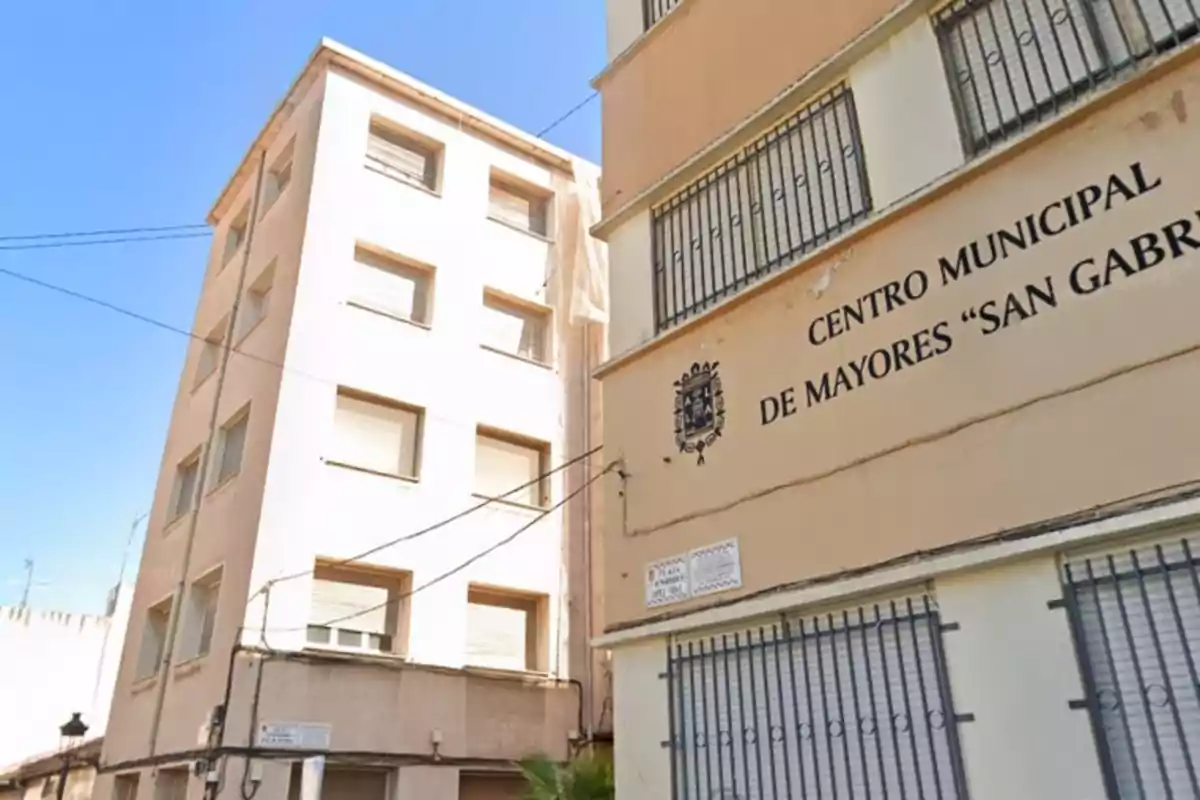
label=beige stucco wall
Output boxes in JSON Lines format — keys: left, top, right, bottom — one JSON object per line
{"left": 0, "top": 590, "right": 130, "bottom": 769}
{"left": 597, "top": 0, "right": 903, "bottom": 216}
{"left": 599, "top": 52, "right": 1200, "bottom": 630}
{"left": 610, "top": 549, "right": 1125, "bottom": 799}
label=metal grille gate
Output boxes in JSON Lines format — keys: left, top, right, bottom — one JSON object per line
{"left": 666, "top": 596, "right": 970, "bottom": 799}
{"left": 1062, "top": 536, "right": 1200, "bottom": 799}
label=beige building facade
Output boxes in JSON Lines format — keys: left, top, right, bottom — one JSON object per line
{"left": 95, "top": 40, "right": 608, "bottom": 800}
{"left": 594, "top": 0, "right": 1200, "bottom": 798}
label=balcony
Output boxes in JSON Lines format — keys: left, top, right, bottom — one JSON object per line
{"left": 642, "top": 0, "right": 682, "bottom": 30}
{"left": 651, "top": 84, "right": 872, "bottom": 332}
{"left": 224, "top": 650, "right": 579, "bottom": 762}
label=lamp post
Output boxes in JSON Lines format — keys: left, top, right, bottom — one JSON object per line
{"left": 56, "top": 713, "right": 88, "bottom": 800}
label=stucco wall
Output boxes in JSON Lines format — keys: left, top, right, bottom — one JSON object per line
{"left": 610, "top": 553, "right": 1114, "bottom": 799}
{"left": 597, "top": 0, "right": 903, "bottom": 216}
{"left": 599, "top": 53, "right": 1200, "bottom": 629}
{"left": 0, "top": 590, "right": 130, "bottom": 769}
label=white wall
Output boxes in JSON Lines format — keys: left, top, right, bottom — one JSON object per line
{"left": 606, "top": 0, "right": 648, "bottom": 62}
{"left": 612, "top": 638, "right": 670, "bottom": 799}
{"left": 848, "top": 16, "right": 965, "bottom": 208}
{"left": 936, "top": 555, "right": 1108, "bottom": 800}
{"left": 604, "top": 209, "right": 654, "bottom": 359}
{"left": 246, "top": 66, "right": 586, "bottom": 675}
{"left": 0, "top": 587, "right": 131, "bottom": 769}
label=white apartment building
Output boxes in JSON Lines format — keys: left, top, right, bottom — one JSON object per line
{"left": 94, "top": 39, "right": 608, "bottom": 800}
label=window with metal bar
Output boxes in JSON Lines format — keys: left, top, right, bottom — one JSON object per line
{"left": 643, "top": 0, "right": 682, "bottom": 30}
{"left": 1061, "top": 536, "right": 1200, "bottom": 799}
{"left": 666, "top": 595, "right": 968, "bottom": 800}
{"left": 650, "top": 85, "right": 872, "bottom": 333}
{"left": 935, "top": 0, "right": 1199, "bottom": 156}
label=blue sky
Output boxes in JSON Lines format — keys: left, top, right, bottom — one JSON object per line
{"left": 0, "top": 0, "right": 604, "bottom": 614}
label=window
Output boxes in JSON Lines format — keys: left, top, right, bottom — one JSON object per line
{"left": 935, "top": 0, "right": 1200, "bottom": 155}
{"left": 481, "top": 291, "right": 549, "bottom": 363}
{"left": 261, "top": 141, "right": 294, "bottom": 216}
{"left": 213, "top": 407, "right": 249, "bottom": 486}
{"left": 488, "top": 176, "right": 550, "bottom": 237}
{"left": 41, "top": 777, "right": 58, "bottom": 798}
{"left": 180, "top": 568, "right": 222, "bottom": 661}
{"left": 194, "top": 317, "right": 227, "bottom": 388}
{"left": 153, "top": 768, "right": 187, "bottom": 800}
{"left": 135, "top": 596, "right": 173, "bottom": 680}
{"left": 365, "top": 121, "right": 439, "bottom": 190}
{"left": 169, "top": 453, "right": 201, "bottom": 522}
{"left": 474, "top": 429, "right": 548, "bottom": 507}
{"left": 643, "top": 0, "right": 683, "bottom": 29}
{"left": 667, "top": 595, "right": 968, "bottom": 799}
{"left": 113, "top": 774, "right": 139, "bottom": 800}
{"left": 465, "top": 586, "right": 547, "bottom": 672}
{"left": 349, "top": 246, "right": 433, "bottom": 325}
{"left": 651, "top": 84, "right": 870, "bottom": 332}
{"left": 331, "top": 390, "right": 422, "bottom": 479}
{"left": 1062, "top": 536, "right": 1200, "bottom": 799}
{"left": 237, "top": 260, "right": 275, "bottom": 339}
{"left": 222, "top": 207, "right": 249, "bottom": 266}
{"left": 306, "top": 563, "right": 411, "bottom": 656}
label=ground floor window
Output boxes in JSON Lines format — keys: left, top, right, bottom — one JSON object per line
{"left": 666, "top": 594, "right": 969, "bottom": 799}
{"left": 1062, "top": 534, "right": 1200, "bottom": 798}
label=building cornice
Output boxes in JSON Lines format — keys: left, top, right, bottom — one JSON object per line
{"left": 209, "top": 38, "right": 593, "bottom": 224}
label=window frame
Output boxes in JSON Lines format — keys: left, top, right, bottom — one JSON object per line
{"left": 479, "top": 289, "right": 552, "bottom": 366}
{"left": 305, "top": 561, "right": 412, "bottom": 658}
{"left": 348, "top": 244, "right": 436, "bottom": 328}
{"left": 364, "top": 118, "right": 442, "bottom": 193}
{"left": 193, "top": 316, "right": 229, "bottom": 390}
{"left": 237, "top": 259, "right": 276, "bottom": 342}
{"left": 222, "top": 206, "right": 249, "bottom": 268}
{"left": 487, "top": 172, "right": 553, "bottom": 239}
{"left": 464, "top": 584, "right": 549, "bottom": 673}
{"left": 168, "top": 450, "right": 202, "bottom": 524}
{"left": 328, "top": 388, "right": 425, "bottom": 481}
{"left": 135, "top": 595, "right": 174, "bottom": 681}
{"left": 472, "top": 426, "right": 551, "bottom": 509}
{"left": 211, "top": 405, "right": 250, "bottom": 490}
{"left": 180, "top": 566, "right": 223, "bottom": 662}
{"left": 260, "top": 139, "right": 295, "bottom": 218}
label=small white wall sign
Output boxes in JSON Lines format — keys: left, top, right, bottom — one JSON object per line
{"left": 689, "top": 539, "right": 743, "bottom": 598}
{"left": 645, "top": 555, "right": 691, "bottom": 608}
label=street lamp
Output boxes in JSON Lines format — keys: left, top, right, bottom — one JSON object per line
{"left": 55, "top": 713, "right": 88, "bottom": 800}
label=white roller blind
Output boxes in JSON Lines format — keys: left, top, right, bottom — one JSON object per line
{"left": 351, "top": 249, "right": 429, "bottom": 323}
{"left": 466, "top": 600, "right": 529, "bottom": 671}
{"left": 216, "top": 413, "right": 247, "bottom": 483}
{"left": 1063, "top": 537, "right": 1200, "bottom": 799}
{"left": 489, "top": 181, "right": 549, "bottom": 236}
{"left": 310, "top": 579, "right": 388, "bottom": 634}
{"left": 474, "top": 434, "right": 543, "bottom": 505}
{"left": 332, "top": 393, "right": 419, "bottom": 477}
{"left": 367, "top": 124, "right": 436, "bottom": 189}
{"left": 481, "top": 297, "right": 546, "bottom": 362}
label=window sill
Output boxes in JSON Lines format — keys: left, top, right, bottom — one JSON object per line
{"left": 173, "top": 655, "right": 208, "bottom": 680}
{"left": 486, "top": 215, "right": 554, "bottom": 244}
{"left": 206, "top": 471, "right": 240, "bottom": 498}
{"left": 470, "top": 492, "right": 549, "bottom": 513}
{"left": 479, "top": 344, "right": 553, "bottom": 371}
{"left": 163, "top": 511, "right": 190, "bottom": 537}
{"left": 130, "top": 675, "right": 158, "bottom": 695}
{"left": 462, "top": 663, "right": 554, "bottom": 681}
{"left": 303, "top": 645, "right": 410, "bottom": 663}
{"left": 324, "top": 459, "right": 420, "bottom": 484}
{"left": 364, "top": 162, "right": 442, "bottom": 198}
{"left": 344, "top": 300, "right": 432, "bottom": 330}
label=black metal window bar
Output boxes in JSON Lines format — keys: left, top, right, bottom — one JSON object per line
{"left": 1062, "top": 536, "right": 1200, "bottom": 799}
{"left": 935, "top": 0, "right": 1200, "bottom": 156}
{"left": 643, "top": 0, "right": 682, "bottom": 30}
{"left": 665, "top": 596, "right": 969, "bottom": 799}
{"left": 650, "top": 85, "right": 872, "bottom": 334}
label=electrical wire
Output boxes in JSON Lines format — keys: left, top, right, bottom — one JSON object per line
{"left": 536, "top": 92, "right": 599, "bottom": 137}
{"left": 0, "top": 231, "right": 210, "bottom": 251}
{"left": 0, "top": 223, "right": 208, "bottom": 242}
{"left": 265, "top": 444, "right": 605, "bottom": 588}
{"left": 266, "top": 460, "right": 617, "bottom": 634}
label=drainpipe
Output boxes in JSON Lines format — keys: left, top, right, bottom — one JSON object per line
{"left": 146, "top": 149, "right": 268, "bottom": 758}
{"left": 581, "top": 322, "right": 595, "bottom": 736}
